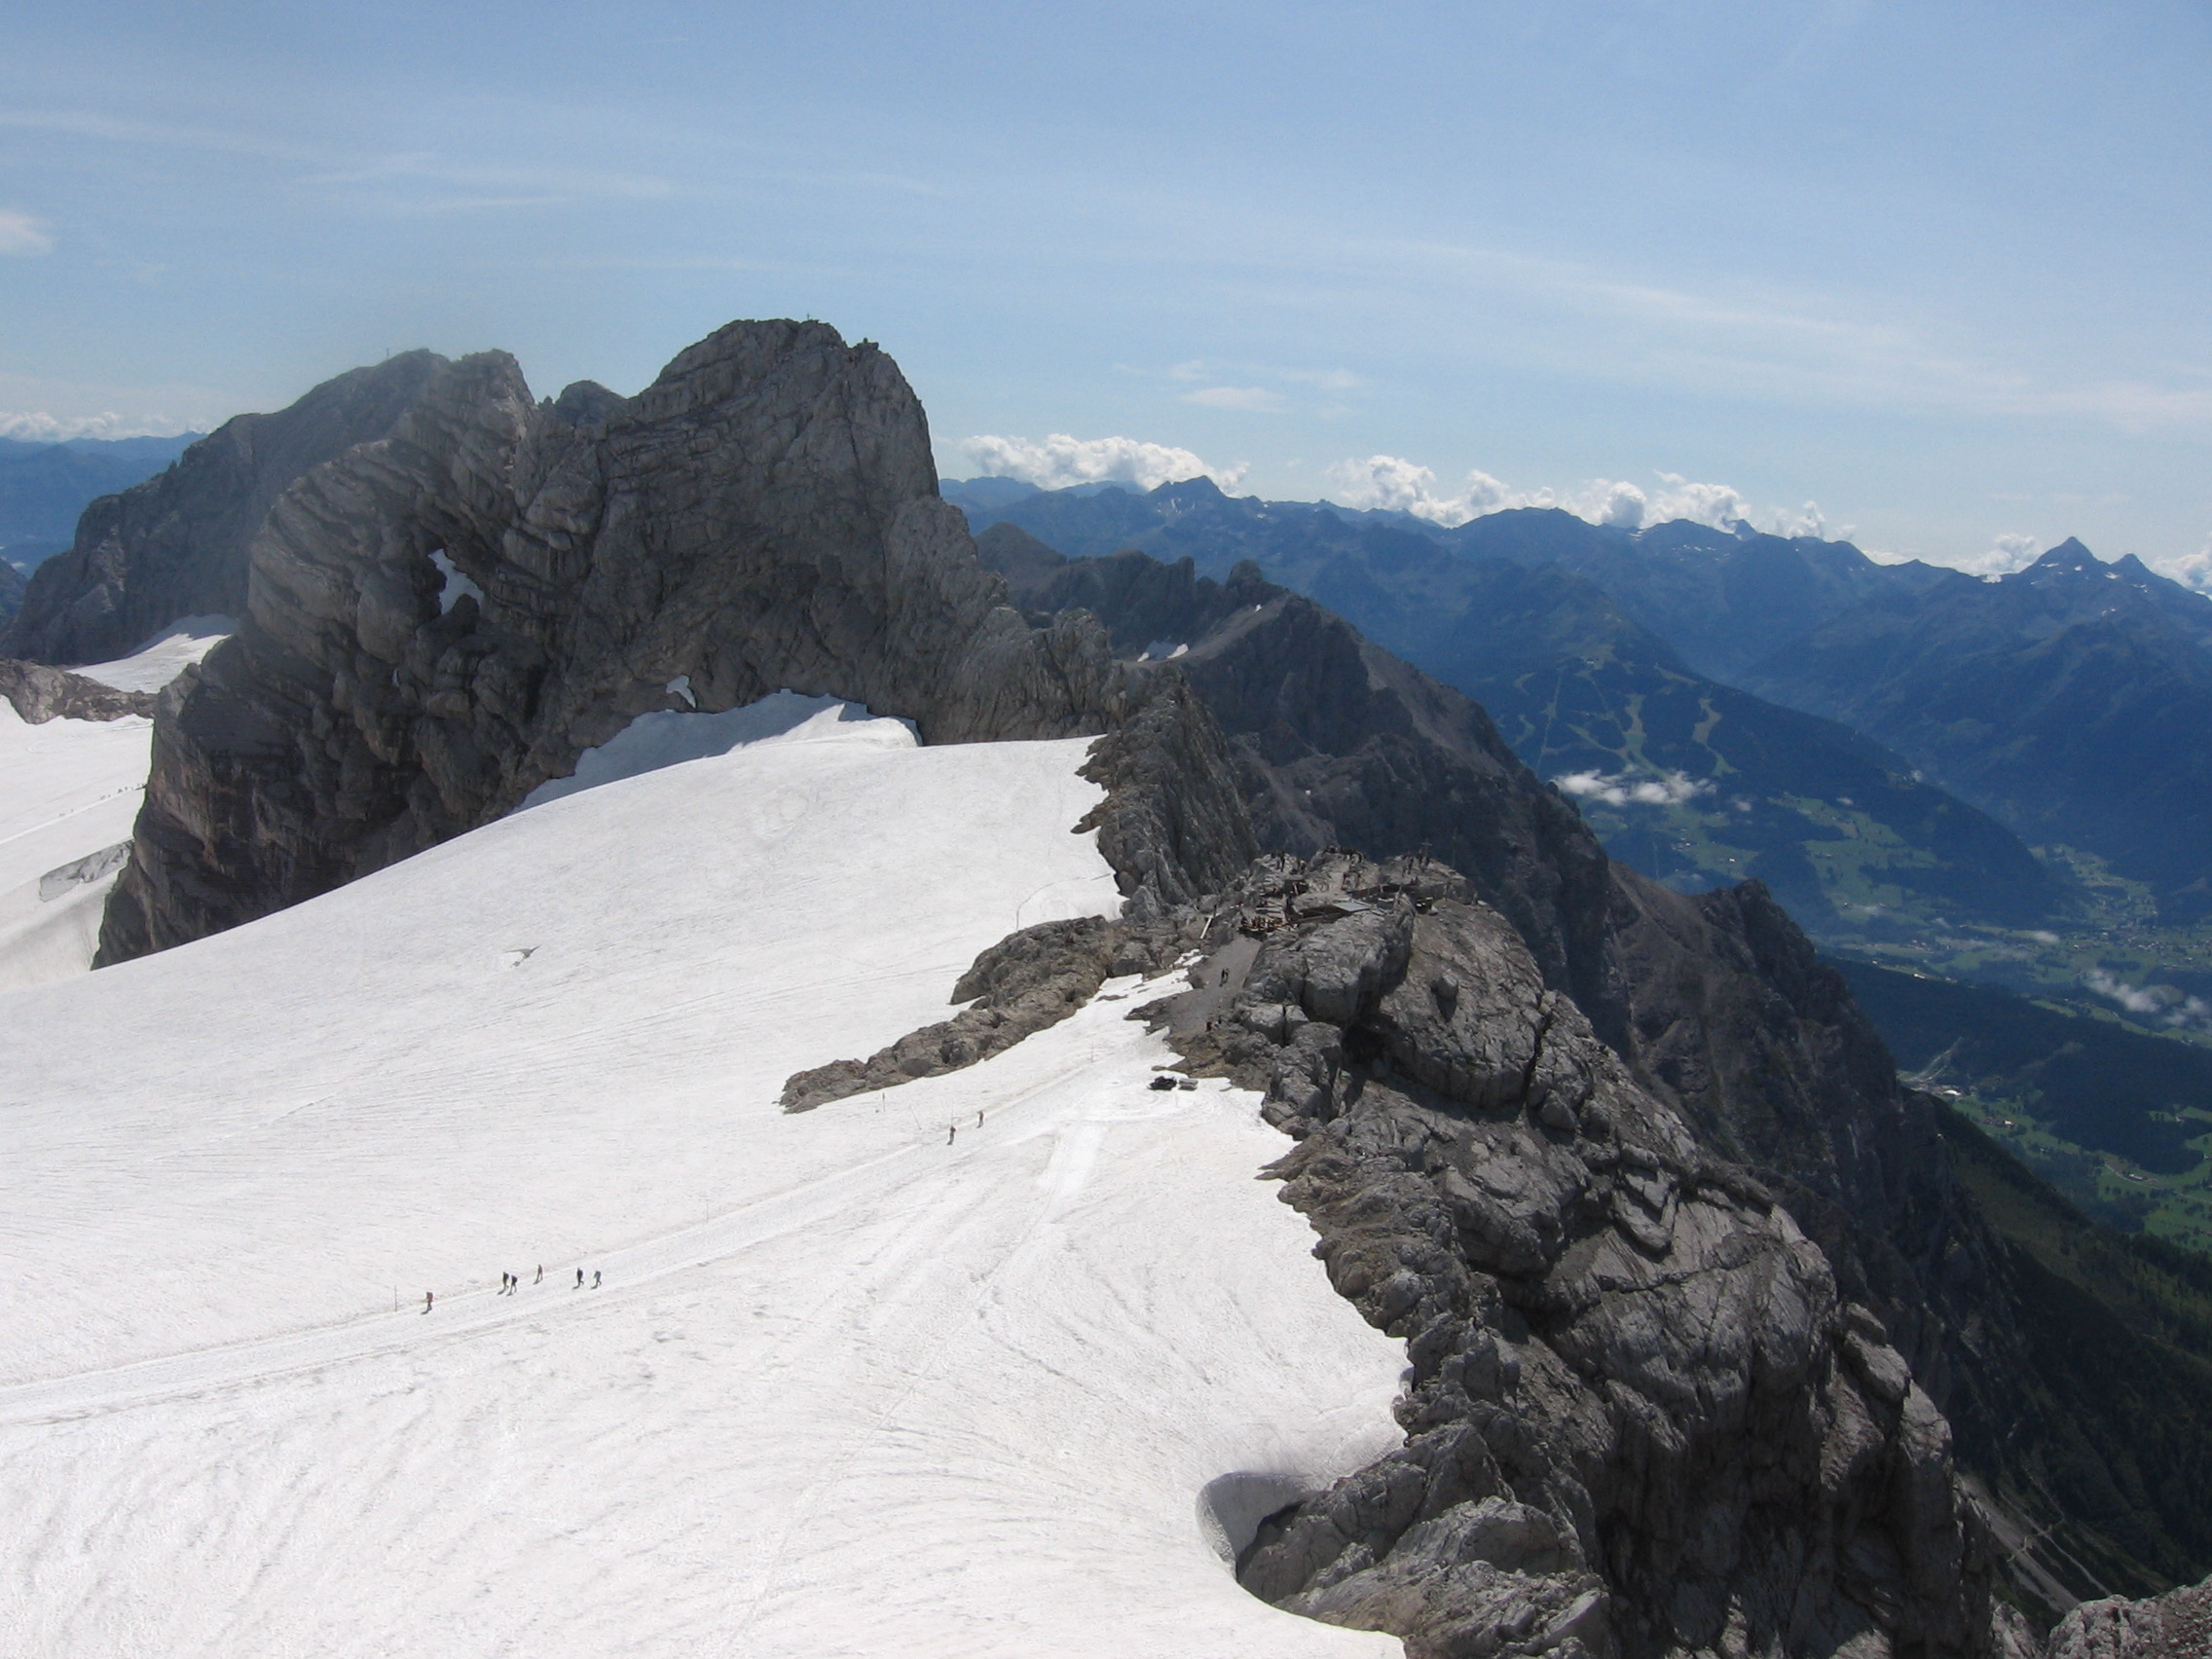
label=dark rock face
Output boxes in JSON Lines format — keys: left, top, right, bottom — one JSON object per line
{"left": 1161, "top": 852, "right": 2018, "bottom": 1659}
{"left": 0, "top": 658, "right": 157, "bottom": 723}
{"left": 4, "top": 353, "right": 445, "bottom": 666}
{"left": 984, "top": 548, "right": 1622, "bottom": 1046}
{"left": 99, "top": 323, "right": 1250, "bottom": 965}
{"left": 1597, "top": 874, "right": 2026, "bottom": 1476}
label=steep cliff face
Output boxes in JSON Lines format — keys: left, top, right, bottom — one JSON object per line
{"left": 99, "top": 323, "right": 1250, "bottom": 964}
{"left": 4, "top": 353, "right": 445, "bottom": 666}
{"left": 1182, "top": 852, "right": 2015, "bottom": 1659}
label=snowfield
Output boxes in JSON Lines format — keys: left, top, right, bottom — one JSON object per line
{"left": 0, "top": 703, "right": 149, "bottom": 993}
{"left": 0, "top": 617, "right": 234, "bottom": 993}
{"left": 0, "top": 698, "right": 1406, "bottom": 1657}
{"left": 71, "top": 613, "right": 234, "bottom": 694}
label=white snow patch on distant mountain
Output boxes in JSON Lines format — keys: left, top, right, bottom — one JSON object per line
{"left": 0, "top": 705, "right": 1404, "bottom": 1658}
{"left": 73, "top": 613, "right": 234, "bottom": 693}
{"left": 0, "top": 701, "right": 149, "bottom": 991}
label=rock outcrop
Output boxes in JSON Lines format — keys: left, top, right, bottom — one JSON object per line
{"left": 2046, "top": 1571, "right": 2212, "bottom": 1658}
{"left": 4, "top": 353, "right": 445, "bottom": 666}
{"left": 0, "top": 658, "right": 156, "bottom": 723}
{"left": 98, "top": 323, "right": 1250, "bottom": 964}
{"left": 779, "top": 907, "right": 1203, "bottom": 1111}
{"left": 1177, "top": 851, "right": 2012, "bottom": 1659}
{"left": 816, "top": 846, "right": 2031, "bottom": 1656}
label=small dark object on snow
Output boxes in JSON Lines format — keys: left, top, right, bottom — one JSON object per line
{"left": 1149, "top": 1075, "right": 1178, "bottom": 1091}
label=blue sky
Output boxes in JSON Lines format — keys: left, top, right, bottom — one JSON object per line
{"left": 4, "top": 2, "right": 2211, "bottom": 580}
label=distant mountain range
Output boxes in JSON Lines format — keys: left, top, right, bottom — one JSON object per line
{"left": 949, "top": 476, "right": 2212, "bottom": 937}
{"left": 1742, "top": 540, "right": 2212, "bottom": 924}
{"left": 949, "top": 479, "right": 2082, "bottom": 940}
{"left": 0, "top": 433, "right": 199, "bottom": 608}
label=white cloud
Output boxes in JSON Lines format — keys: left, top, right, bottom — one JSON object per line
{"left": 0, "top": 208, "right": 54, "bottom": 256}
{"left": 2084, "top": 969, "right": 2212, "bottom": 1032}
{"left": 1552, "top": 768, "right": 1714, "bottom": 807}
{"left": 1179, "top": 386, "right": 1285, "bottom": 414}
{"left": 1322, "top": 456, "right": 1504, "bottom": 525}
{"left": 1941, "top": 532, "right": 2045, "bottom": 580}
{"left": 1323, "top": 454, "right": 1836, "bottom": 536}
{"left": 0, "top": 409, "right": 197, "bottom": 441}
{"left": 1160, "top": 360, "right": 1358, "bottom": 413}
{"left": 2153, "top": 538, "right": 2212, "bottom": 594}
{"left": 959, "top": 433, "right": 1247, "bottom": 493}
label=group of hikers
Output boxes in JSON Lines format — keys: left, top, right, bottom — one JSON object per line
{"left": 422, "top": 1264, "right": 600, "bottom": 1313}
{"left": 422, "top": 1104, "right": 1000, "bottom": 1313}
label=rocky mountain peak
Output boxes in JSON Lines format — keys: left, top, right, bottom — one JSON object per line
{"left": 95, "top": 320, "right": 1250, "bottom": 964}
{"left": 3, "top": 350, "right": 452, "bottom": 667}
{"left": 2019, "top": 537, "right": 2102, "bottom": 579}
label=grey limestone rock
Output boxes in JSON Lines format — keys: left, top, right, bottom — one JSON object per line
{"left": 0, "top": 658, "right": 157, "bottom": 723}
{"left": 1159, "top": 851, "right": 2009, "bottom": 1659}
{"left": 778, "top": 906, "right": 1212, "bottom": 1111}
{"left": 4, "top": 352, "right": 445, "bottom": 666}
{"left": 95, "top": 321, "right": 1251, "bottom": 964}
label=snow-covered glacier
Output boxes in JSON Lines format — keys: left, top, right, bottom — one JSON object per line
{"left": 0, "top": 700, "right": 1406, "bottom": 1657}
